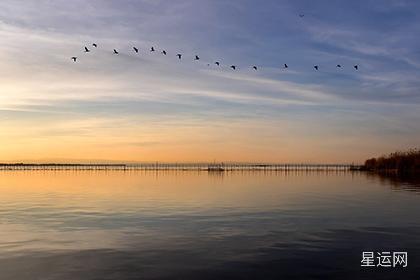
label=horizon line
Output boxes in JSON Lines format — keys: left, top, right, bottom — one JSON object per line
{"left": 0, "top": 161, "right": 361, "bottom": 166}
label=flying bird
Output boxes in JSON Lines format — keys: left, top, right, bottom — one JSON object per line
{"left": 177, "top": 54, "right": 182, "bottom": 59}
{"left": 195, "top": 55, "right": 200, "bottom": 60}
{"left": 354, "top": 65, "right": 359, "bottom": 70}
{"left": 299, "top": 14, "right": 305, "bottom": 18}
{"left": 215, "top": 61, "right": 220, "bottom": 66}
{"left": 113, "top": 49, "right": 119, "bottom": 54}
{"left": 336, "top": 64, "right": 342, "bottom": 68}
{"left": 253, "top": 66, "right": 258, "bottom": 70}
{"left": 71, "top": 57, "right": 77, "bottom": 62}
{"left": 92, "top": 43, "right": 97, "bottom": 48}
{"left": 314, "top": 65, "right": 319, "bottom": 70}
{"left": 84, "top": 47, "right": 90, "bottom": 52}
{"left": 150, "top": 47, "right": 155, "bottom": 52}
{"left": 230, "top": 65, "right": 236, "bottom": 70}
{"left": 133, "top": 47, "right": 139, "bottom": 53}
{"left": 162, "top": 50, "right": 167, "bottom": 55}
{"left": 284, "top": 63, "right": 288, "bottom": 69}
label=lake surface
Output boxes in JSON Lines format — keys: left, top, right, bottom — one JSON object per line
{"left": 0, "top": 171, "right": 419, "bottom": 279}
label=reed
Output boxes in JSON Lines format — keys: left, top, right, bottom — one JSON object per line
{"left": 363, "top": 148, "right": 420, "bottom": 173}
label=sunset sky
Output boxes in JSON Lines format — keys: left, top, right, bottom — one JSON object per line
{"left": 0, "top": 0, "right": 419, "bottom": 163}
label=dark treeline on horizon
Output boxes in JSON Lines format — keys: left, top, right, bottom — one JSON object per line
{"left": 363, "top": 149, "right": 420, "bottom": 173}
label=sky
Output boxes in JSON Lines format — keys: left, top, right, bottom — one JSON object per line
{"left": 0, "top": 0, "right": 419, "bottom": 163}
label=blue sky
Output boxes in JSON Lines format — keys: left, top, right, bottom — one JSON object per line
{"left": 0, "top": 0, "right": 419, "bottom": 163}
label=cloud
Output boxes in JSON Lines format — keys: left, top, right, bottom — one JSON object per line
{"left": 0, "top": 0, "right": 419, "bottom": 162}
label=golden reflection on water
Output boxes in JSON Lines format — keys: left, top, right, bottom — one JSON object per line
{"left": 0, "top": 170, "right": 403, "bottom": 255}
{"left": 0, "top": 171, "right": 368, "bottom": 210}
{"left": 1, "top": 171, "right": 420, "bottom": 280}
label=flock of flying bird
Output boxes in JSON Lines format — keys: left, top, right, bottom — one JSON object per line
{"left": 71, "top": 44, "right": 360, "bottom": 72}
{"left": 70, "top": 14, "right": 360, "bottom": 72}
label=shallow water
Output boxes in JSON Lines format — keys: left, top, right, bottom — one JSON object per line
{"left": 0, "top": 171, "right": 419, "bottom": 279}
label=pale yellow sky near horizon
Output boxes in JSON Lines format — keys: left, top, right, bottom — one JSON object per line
{"left": 0, "top": 114, "right": 412, "bottom": 164}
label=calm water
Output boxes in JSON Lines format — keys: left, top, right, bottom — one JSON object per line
{"left": 0, "top": 171, "right": 419, "bottom": 279}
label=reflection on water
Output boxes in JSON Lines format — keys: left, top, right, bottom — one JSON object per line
{"left": 365, "top": 172, "right": 420, "bottom": 194}
{"left": 0, "top": 171, "right": 419, "bottom": 279}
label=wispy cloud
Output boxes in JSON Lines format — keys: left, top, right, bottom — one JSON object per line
{"left": 0, "top": 0, "right": 419, "bottom": 162}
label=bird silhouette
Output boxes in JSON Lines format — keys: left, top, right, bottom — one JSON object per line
{"left": 177, "top": 54, "right": 182, "bottom": 59}
{"left": 354, "top": 65, "right": 358, "bottom": 70}
{"left": 336, "top": 64, "right": 342, "bottom": 68}
{"left": 162, "top": 50, "right": 167, "bottom": 55}
{"left": 215, "top": 61, "right": 220, "bottom": 66}
{"left": 92, "top": 43, "right": 97, "bottom": 48}
{"left": 284, "top": 63, "right": 288, "bottom": 69}
{"left": 84, "top": 47, "right": 90, "bottom": 52}
{"left": 113, "top": 49, "right": 119, "bottom": 54}
{"left": 299, "top": 14, "right": 305, "bottom": 18}
{"left": 230, "top": 65, "right": 236, "bottom": 70}
{"left": 195, "top": 55, "right": 200, "bottom": 60}
{"left": 150, "top": 47, "right": 155, "bottom": 52}
{"left": 133, "top": 47, "right": 139, "bottom": 53}
{"left": 253, "top": 66, "right": 258, "bottom": 70}
{"left": 71, "top": 57, "right": 77, "bottom": 62}
{"left": 314, "top": 65, "right": 319, "bottom": 70}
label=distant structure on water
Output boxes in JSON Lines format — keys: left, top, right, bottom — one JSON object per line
{"left": 0, "top": 162, "right": 359, "bottom": 171}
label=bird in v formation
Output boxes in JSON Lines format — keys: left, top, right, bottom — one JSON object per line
{"left": 75, "top": 43, "right": 359, "bottom": 72}
{"left": 75, "top": 11, "right": 358, "bottom": 71}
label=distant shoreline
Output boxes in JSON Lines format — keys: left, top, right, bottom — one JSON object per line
{"left": 361, "top": 149, "right": 420, "bottom": 174}
{"left": 0, "top": 163, "right": 359, "bottom": 171}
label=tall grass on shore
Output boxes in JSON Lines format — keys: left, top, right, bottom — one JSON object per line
{"left": 363, "top": 149, "right": 420, "bottom": 173}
